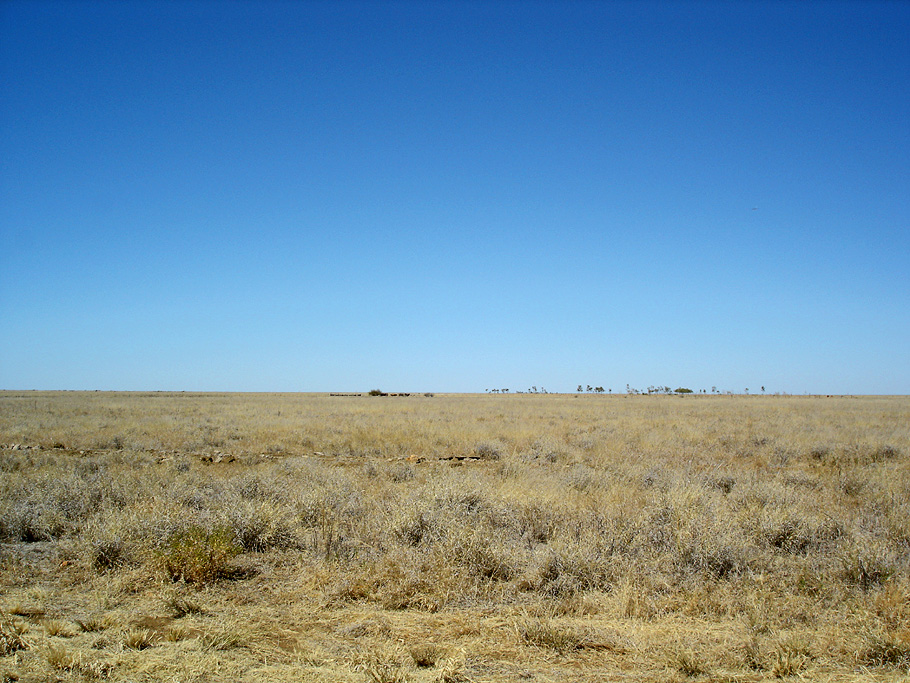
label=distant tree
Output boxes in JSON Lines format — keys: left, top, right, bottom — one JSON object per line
{"left": 761, "top": 386, "right": 766, "bottom": 393}
{"left": 711, "top": 386, "right": 717, "bottom": 394}
{"left": 674, "top": 387, "right": 693, "bottom": 394}
{"left": 502, "top": 388, "right": 509, "bottom": 393}
{"left": 368, "top": 389, "right": 383, "bottom": 396}
{"left": 595, "top": 386, "right": 605, "bottom": 393}
{"left": 577, "top": 385, "right": 583, "bottom": 393}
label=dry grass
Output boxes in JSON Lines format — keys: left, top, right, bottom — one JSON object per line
{"left": 1, "top": 391, "right": 909, "bottom": 681}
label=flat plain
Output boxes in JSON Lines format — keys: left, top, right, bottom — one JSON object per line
{"left": 1, "top": 391, "right": 908, "bottom": 682}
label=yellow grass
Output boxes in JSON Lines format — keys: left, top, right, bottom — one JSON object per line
{"left": 1, "top": 391, "right": 908, "bottom": 681}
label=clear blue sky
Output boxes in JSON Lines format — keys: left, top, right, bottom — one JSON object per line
{"left": 1, "top": 0, "right": 908, "bottom": 394}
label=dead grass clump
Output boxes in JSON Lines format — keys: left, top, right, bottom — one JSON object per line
{"left": 859, "top": 631, "right": 910, "bottom": 670}
{"left": 42, "top": 619, "right": 76, "bottom": 637}
{"left": 871, "top": 580, "right": 910, "bottom": 630}
{"left": 385, "top": 463, "right": 416, "bottom": 482}
{"left": 670, "top": 647, "right": 706, "bottom": 677}
{"left": 869, "top": 444, "right": 901, "bottom": 463}
{"left": 839, "top": 543, "right": 898, "bottom": 589}
{"left": 354, "top": 646, "right": 411, "bottom": 683}
{"left": 707, "top": 475, "right": 735, "bottom": 495}
{"left": 198, "top": 625, "right": 249, "bottom": 651}
{"left": 164, "top": 624, "right": 194, "bottom": 642}
{"left": 515, "top": 617, "right": 584, "bottom": 654}
{"left": 46, "top": 643, "right": 113, "bottom": 677}
{"left": 75, "top": 614, "right": 114, "bottom": 632}
{"left": 337, "top": 616, "right": 392, "bottom": 639}
{"left": 162, "top": 591, "right": 205, "bottom": 618}
{"left": 808, "top": 445, "right": 831, "bottom": 461}
{"left": 522, "top": 546, "right": 611, "bottom": 597}
{"left": 770, "top": 635, "right": 813, "bottom": 678}
{"left": 392, "top": 504, "right": 443, "bottom": 547}
{"left": 330, "top": 550, "right": 454, "bottom": 612}
{"left": 742, "top": 636, "right": 764, "bottom": 670}
{"left": 0, "top": 613, "right": 29, "bottom": 655}
{"left": 473, "top": 440, "right": 504, "bottom": 460}
{"left": 1, "top": 500, "right": 65, "bottom": 542}
{"left": 90, "top": 536, "right": 128, "bottom": 571}
{"left": 408, "top": 642, "right": 446, "bottom": 667}
{"left": 434, "top": 652, "right": 471, "bottom": 683}
{"left": 123, "top": 627, "right": 157, "bottom": 650}
{"left": 761, "top": 517, "right": 834, "bottom": 555}
{"left": 447, "top": 531, "right": 515, "bottom": 581}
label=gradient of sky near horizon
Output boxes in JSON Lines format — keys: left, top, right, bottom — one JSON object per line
{"left": 1, "top": 0, "right": 908, "bottom": 394}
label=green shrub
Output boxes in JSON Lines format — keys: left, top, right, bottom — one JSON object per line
{"left": 160, "top": 525, "right": 240, "bottom": 584}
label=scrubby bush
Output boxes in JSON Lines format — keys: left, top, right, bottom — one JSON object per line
{"left": 159, "top": 525, "right": 241, "bottom": 584}
{"left": 227, "top": 500, "right": 298, "bottom": 551}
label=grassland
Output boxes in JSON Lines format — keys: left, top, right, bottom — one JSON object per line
{"left": 0, "top": 391, "right": 908, "bottom": 682}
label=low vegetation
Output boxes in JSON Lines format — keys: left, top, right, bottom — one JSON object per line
{"left": 0, "top": 391, "right": 908, "bottom": 681}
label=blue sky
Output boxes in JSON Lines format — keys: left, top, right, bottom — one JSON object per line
{"left": 1, "top": 0, "right": 908, "bottom": 394}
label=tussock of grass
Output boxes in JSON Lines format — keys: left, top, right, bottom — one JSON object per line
{"left": 42, "top": 619, "right": 76, "bottom": 637}
{"left": 670, "top": 647, "right": 706, "bottom": 677}
{"left": 515, "top": 617, "right": 587, "bottom": 654}
{"left": 162, "top": 591, "right": 205, "bottom": 618}
{"left": 122, "top": 628, "right": 156, "bottom": 650}
{"left": 858, "top": 628, "right": 910, "bottom": 670}
{"left": 770, "top": 635, "right": 814, "bottom": 678}
{"left": 75, "top": 614, "right": 114, "bottom": 632}
{"left": 354, "top": 646, "right": 411, "bottom": 683}
{"left": 0, "top": 613, "right": 29, "bottom": 655}
{"left": 407, "top": 642, "right": 446, "bottom": 667}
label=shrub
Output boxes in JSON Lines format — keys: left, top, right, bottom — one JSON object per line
{"left": 473, "top": 441, "right": 504, "bottom": 460}
{"left": 91, "top": 536, "right": 127, "bottom": 571}
{"left": 448, "top": 532, "right": 514, "bottom": 581}
{"left": 228, "top": 500, "right": 297, "bottom": 551}
{"left": 160, "top": 525, "right": 240, "bottom": 584}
